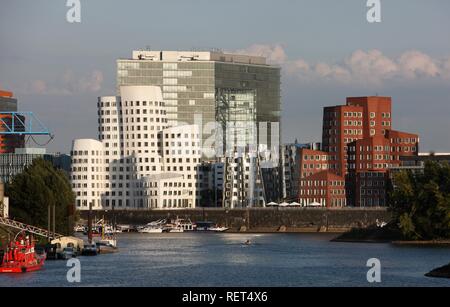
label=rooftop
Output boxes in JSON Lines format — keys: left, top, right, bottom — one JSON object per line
{"left": 125, "top": 50, "right": 268, "bottom": 66}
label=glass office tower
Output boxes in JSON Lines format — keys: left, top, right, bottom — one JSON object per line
{"left": 117, "top": 50, "right": 281, "bottom": 159}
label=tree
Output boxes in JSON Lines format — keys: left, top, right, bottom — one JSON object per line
{"left": 389, "top": 161, "right": 450, "bottom": 240}
{"left": 6, "top": 158, "right": 75, "bottom": 235}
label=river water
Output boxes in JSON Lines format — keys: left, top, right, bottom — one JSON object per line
{"left": 0, "top": 233, "right": 449, "bottom": 287}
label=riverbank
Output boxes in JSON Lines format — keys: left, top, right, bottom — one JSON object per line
{"left": 331, "top": 224, "right": 402, "bottom": 243}
{"left": 332, "top": 224, "right": 450, "bottom": 246}
{"left": 425, "top": 263, "right": 450, "bottom": 279}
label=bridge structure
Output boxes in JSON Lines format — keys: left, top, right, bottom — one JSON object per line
{"left": 0, "top": 112, "right": 51, "bottom": 135}
{"left": 0, "top": 216, "right": 63, "bottom": 239}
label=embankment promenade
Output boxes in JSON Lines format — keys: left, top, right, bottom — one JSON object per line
{"left": 80, "top": 207, "right": 391, "bottom": 233}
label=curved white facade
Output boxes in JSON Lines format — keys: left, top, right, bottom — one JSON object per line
{"left": 71, "top": 139, "right": 105, "bottom": 210}
{"left": 71, "top": 86, "right": 200, "bottom": 210}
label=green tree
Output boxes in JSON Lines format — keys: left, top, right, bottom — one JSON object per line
{"left": 389, "top": 161, "right": 450, "bottom": 240}
{"left": 6, "top": 158, "right": 75, "bottom": 235}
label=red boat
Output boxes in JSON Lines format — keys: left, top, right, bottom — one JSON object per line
{"left": 0, "top": 234, "right": 46, "bottom": 273}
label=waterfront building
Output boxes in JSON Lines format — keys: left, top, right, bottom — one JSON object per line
{"left": 299, "top": 170, "right": 346, "bottom": 207}
{"left": 71, "top": 86, "right": 201, "bottom": 210}
{"left": 0, "top": 90, "right": 25, "bottom": 153}
{"left": 116, "top": 50, "right": 281, "bottom": 158}
{"left": 0, "top": 147, "right": 71, "bottom": 183}
{"left": 197, "top": 150, "right": 280, "bottom": 208}
{"left": 220, "top": 149, "right": 264, "bottom": 208}
{"left": 115, "top": 50, "right": 284, "bottom": 208}
{"left": 319, "top": 96, "right": 419, "bottom": 207}
{"left": 299, "top": 148, "right": 329, "bottom": 179}
{"left": 281, "top": 142, "right": 322, "bottom": 201}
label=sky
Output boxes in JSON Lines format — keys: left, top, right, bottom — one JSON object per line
{"left": 1, "top": 0, "right": 450, "bottom": 153}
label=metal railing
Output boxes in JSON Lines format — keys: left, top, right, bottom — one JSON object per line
{"left": 0, "top": 216, "right": 63, "bottom": 239}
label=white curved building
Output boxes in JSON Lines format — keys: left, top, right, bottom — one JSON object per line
{"left": 71, "top": 86, "right": 200, "bottom": 210}
{"left": 71, "top": 139, "right": 105, "bottom": 210}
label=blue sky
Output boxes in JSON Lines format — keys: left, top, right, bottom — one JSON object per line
{"left": 1, "top": 0, "right": 450, "bottom": 153}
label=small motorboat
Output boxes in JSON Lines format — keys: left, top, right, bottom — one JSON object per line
{"left": 81, "top": 243, "right": 99, "bottom": 256}
{"left": 139, "top": 226, "right": 164, "bottom": 233}
{"left": 0, "top": 234, "right": 46, "bottom": 273}
{"left": 74, "top": 225, "right": 86, "bottom": 233}
{"left": 95, "top": 236, "right": 117, "bottom": 249}
{"left": 243, "top": 240, "right": 252, "bottom": 246}
{"left": 209, "top": 226, "right": 229, "bottom": 232}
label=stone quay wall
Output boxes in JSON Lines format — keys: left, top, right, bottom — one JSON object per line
{"left": 80, "top": 207, "right": 392, "bottom": 233}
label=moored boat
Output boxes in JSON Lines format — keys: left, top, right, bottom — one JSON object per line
{"left": 0, "top": 234, "right": 45, "bottom": 273}
{"left": 81, "top": 243, "right": 99, "bottom": 256}
{"left": 138, "top": 219, "right": 166, "bottom": 233}
{"left": 208, "top": 226, "right": 229, "bottom": 232}
{"left": 194, "top": 221, "right": 228, "bottom": 232}
{"left": 139, "top": 226, "right": 164, "bottom": 233}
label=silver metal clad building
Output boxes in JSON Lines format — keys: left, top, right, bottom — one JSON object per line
{"left": 117, "top": 50, "right": 281, "bottom": 158}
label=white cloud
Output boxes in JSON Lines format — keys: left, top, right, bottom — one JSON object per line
{"left": 398, "top": 51, "right": 439, "bottom": 79}
{"left": 23, "top": 70, "right": 104, "bottom": 96}
{"left": 63, "top": 69, "right": 104, "bottom": 94}
{"left": 344, "top": 49, "right": 398, "bottom": 84}
{"left": 232, "top": 44, "right": 287, "bottom": 65}
{"left": 238, "top": 44, "right": 449, "bottom": 86}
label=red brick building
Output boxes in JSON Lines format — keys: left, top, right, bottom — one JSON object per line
{"left": 297, "top": 148, "right": 347, "bottom": 208}
{"left": 387, "top": 130, "right": 419, "bottom": 167}
{"left": 299, "top": 148, "right": 329, "bottom": 179}
{"left": 316, "top": 96, "right": 419, "bottom": 207}
{"left": 322, "top": 96, "right": 393, "bottom": 176}
{"left": 299, "top": 170, "right": 346, "bottom": 208}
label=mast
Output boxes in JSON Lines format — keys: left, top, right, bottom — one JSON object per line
{"left": 87, "top": 202, "right": 93, "bottom": 243}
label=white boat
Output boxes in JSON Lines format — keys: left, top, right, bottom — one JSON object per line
{"left": 168, "top": 226, "right": 184, "bottom": 233}
{"left": 208, "top": 226, "right": 229, "bottom": 232}
{"left": 74, "top": 225, "right": 86, "bottom": 232}
{"left": 139, "top": 226, "right": 164, "bottom": 233}
{"left": 95, "top": 237, "right": 118, "bottom": 248}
